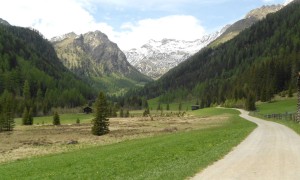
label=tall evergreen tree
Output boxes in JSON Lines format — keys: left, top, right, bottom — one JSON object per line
{"left": 120, "top": 108, "right": 124, "bottom": 118}
{"left": 22, "top": 108, "right": 29, "bottom": 125}
{"left": 178, "top": 102, "right": 182, "bottom": 112}
{"left": 125, "top": 110, "right": 130, "bottom": 118}
{"left": 92, "top": 92, "right": 109, "bottom": 136}
{"left": 245, "top": 93, "right": 256, "bottom": 111}
{"left": 0, "top": 90, "right": 15, "bottom": 132}
{"left": 53, "top": 112, "right": 60, "bottom": 125}
{"left": 28, "top": 107, "right": 33, "bottom": 125}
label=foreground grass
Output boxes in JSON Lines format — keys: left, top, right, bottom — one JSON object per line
{"left": 0, "top": 108, "right": 256, "bottom": 179}
{"left": 254, "top": 98, "right": 300, "bottom": 134}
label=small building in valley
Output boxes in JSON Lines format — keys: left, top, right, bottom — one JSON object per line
{"left": 83, "top": 106, "right": 93, "bottom": 114}
{"left": 191, "top": 105, "right": 200, "bottom": 111}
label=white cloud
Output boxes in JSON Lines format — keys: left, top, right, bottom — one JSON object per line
{"left": 115, "top": 15, "right": 206, "bottom": 50}
{"left": 0, "top": 0, "right": 206, "bottom": 50}
{"left": 0, "top": 0, "right": 114, "bottom": 38}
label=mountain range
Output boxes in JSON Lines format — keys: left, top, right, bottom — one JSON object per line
{"left": 51, "top": 31, "right": 152, "bottom": 95}
{"left": 125, "top": 4, "right": 283, "bottom": 79}
{"left": 124, "top": 28, "right": 227, "bottom": 79}
{"left": 130, "top": 0, "right": 300, "bottom": 108}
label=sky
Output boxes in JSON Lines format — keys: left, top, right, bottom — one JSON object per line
{"left": 0, "top": 0, "right": 293, "bottom": 50}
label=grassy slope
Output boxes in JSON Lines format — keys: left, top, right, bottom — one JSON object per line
{"left": 255, "top": 97, "right": 300, "bottom": 134}
{"left": 0, "top": 108, "right": 256, "bottom": 179}
{"left": 256, "top": 98, "right": 296, "bottom": 115}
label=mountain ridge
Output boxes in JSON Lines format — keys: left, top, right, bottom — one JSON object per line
{"left": 209, "top": 4, "right": 283, "bottom": 47}
{"left": 129, "top": 0, "right": 300, "bottom": 108}
{"left": 124, "top": 27, "right": 227, "bottom": 79}
{"left": 52, "top": 30, "right": 152, "bottom": 95}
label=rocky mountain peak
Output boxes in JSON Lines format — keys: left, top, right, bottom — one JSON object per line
{"left": 245, "top": 5, "right": 283, "bottom": 20}
{"left": 0, "top": 18, "right": 10, "bottom": 26}
{"left": 52, "top": 30, "right": 150, "bottom": 80}
{"left": 50, "top": 32, "right": 77, "bottom": 42}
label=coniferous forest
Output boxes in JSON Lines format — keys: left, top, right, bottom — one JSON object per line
{"left": 125, "top": 1, "right": 300, "bottom": 108}
{"left": 0, "top": 24, "right": 96, "bottom": 120}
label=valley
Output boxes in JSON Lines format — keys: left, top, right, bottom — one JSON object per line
{"left": 1, "top": 0, "right": 300, "bottom": 179}
{"left": 0, "top": 108, "right": 256, "bottom": 179}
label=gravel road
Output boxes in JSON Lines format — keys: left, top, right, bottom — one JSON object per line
{"left": 192, "top": 109, "right": 300, "bottom": 180}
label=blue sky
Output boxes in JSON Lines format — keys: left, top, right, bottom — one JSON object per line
{"left": 0, "top": 0, "right": 292, "bottom": 50}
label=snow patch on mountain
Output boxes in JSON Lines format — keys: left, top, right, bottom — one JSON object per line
{"left": 125, "top": 28, "right": 228, "bottom": 79}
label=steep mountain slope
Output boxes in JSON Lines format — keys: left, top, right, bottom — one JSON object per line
{"left": 209, "top": 5, "right": 282, "bottom": 47}
{"left": 0, "top": 18, "right": 10, "bottom": 26}
{"left": 0, "top": 22, "right": 96, "bottom": 115}
{"left": 125, "top": 29, "right": 227, "bottom": 79}
{"left": 133, "top": 0, "right": 300, "bottom": 107}
{"left": 52, "top": 31, "right": 152, "bottom": 95}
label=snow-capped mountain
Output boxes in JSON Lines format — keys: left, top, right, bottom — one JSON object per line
{"left": 125, "top": 28, "right": 227, "bottom": 79}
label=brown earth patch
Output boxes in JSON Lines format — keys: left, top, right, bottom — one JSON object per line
{"left": 0, "top": 114, "right": 228, "bottom": 164}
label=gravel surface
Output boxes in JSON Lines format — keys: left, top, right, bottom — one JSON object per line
{"left": 192, "top": 109, "right": 300, "bottom": 180}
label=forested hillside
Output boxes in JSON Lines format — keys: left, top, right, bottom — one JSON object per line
{"left": 128, "top": 1, "right": 300, "bottom": 108}
{"left": 0, "top": 24, "right": 96, "bottom": 117}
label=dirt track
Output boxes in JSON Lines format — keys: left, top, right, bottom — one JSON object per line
{"left": 192, "top": 109, "right": 300, "bottom": 180}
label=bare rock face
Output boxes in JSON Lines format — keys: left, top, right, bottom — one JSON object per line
{"left": 51, "top": 31, "right": 148, "bottom": 80}
{"left": 211, "top": 5, "right": 283, "bottom": 47}
{"left": 245, "top": 5, "right": 282, "bottom": 20}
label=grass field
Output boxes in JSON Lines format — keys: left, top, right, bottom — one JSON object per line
{"left": 0, "top": 108, "right": 256, "bottom": 179}
{"left": 148, "top": 97, "right": 196, "bottom": 112}
{"left": 253, "top": 97, "right": 300, "bottom": 134}
{"left": 256, "top": 98, "right": 296, "bottom": 115}
{"left": 14, "top": 113, "right": 94, "bottom": 126}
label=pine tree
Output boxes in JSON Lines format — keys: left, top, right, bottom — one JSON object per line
{"left": 125, "top": 110, "right": 130, "bottom": 118}
{"left": 166, "top": 103, "right": 170, "bottom": 111}
{"left": 143, "top": 108, "right": 150, "bottom": 117}
{"left": 22, "top": 108, "right": 29, "bottom": 125}
{"left": 157, "top": 103, "right": 161, "bottom": 111}
{"left": 120, "top": 108, "right": 124, "bottom": 118}
{"left": 288, "top": 85, "right": 293, "bottom": 97}
{"left": 92, "top": 92, "right": 109, "bottom": 136}
{"left": 245, "top": 93, "right": 256, "bottom": 111}
{"left": 28, "top": 107, "right": 33, "bottom": 125}
{"left": 178, "top": 102, "right": 182, "bottom": 112}
{"left": 0, "top": 90, "right": 15, "bottom": 132}
{"left": 22, "top": 107, "right": 34, "bottom": 125}
{"left": 53, "top": 112, "right": 60, "bottom": 125}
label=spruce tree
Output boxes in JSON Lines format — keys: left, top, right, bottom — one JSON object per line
{"left": 245, "top": 93, "right": 256, "bottom": 111}
{"left": 157, "top": 103, "right": 161, "bottom": 111}
{"left": 92, "top": 92, "right": 109, "bottom": 136}
{"left": 53, "top": 112, "right": 60, "bottom": 125}
{"left": 166, "top": 103, "right": 170, "bottom": 111}
{"left": 0, "top": 90, "right": 15, "bottom": 132}
{"left": 178, "top": 102, "right": 182, "bottom": 112}
{"left": 120, "top": 108, "right": 124, "bottom": 118}
{"left": 143, "top": 108, "right": 150, "bottom": 117}
{"left": 28, "top": 107, "right": 33, "bottom": 125}
{"left": 125, "top": 110, "right": 130, "bottom": 118}
{"left": 22, "top": 108, "right": 29, "bottom": 125}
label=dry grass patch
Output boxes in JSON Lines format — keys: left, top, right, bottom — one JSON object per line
{"left": 0, "top": 114, "right": 228, "bottom": 164}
